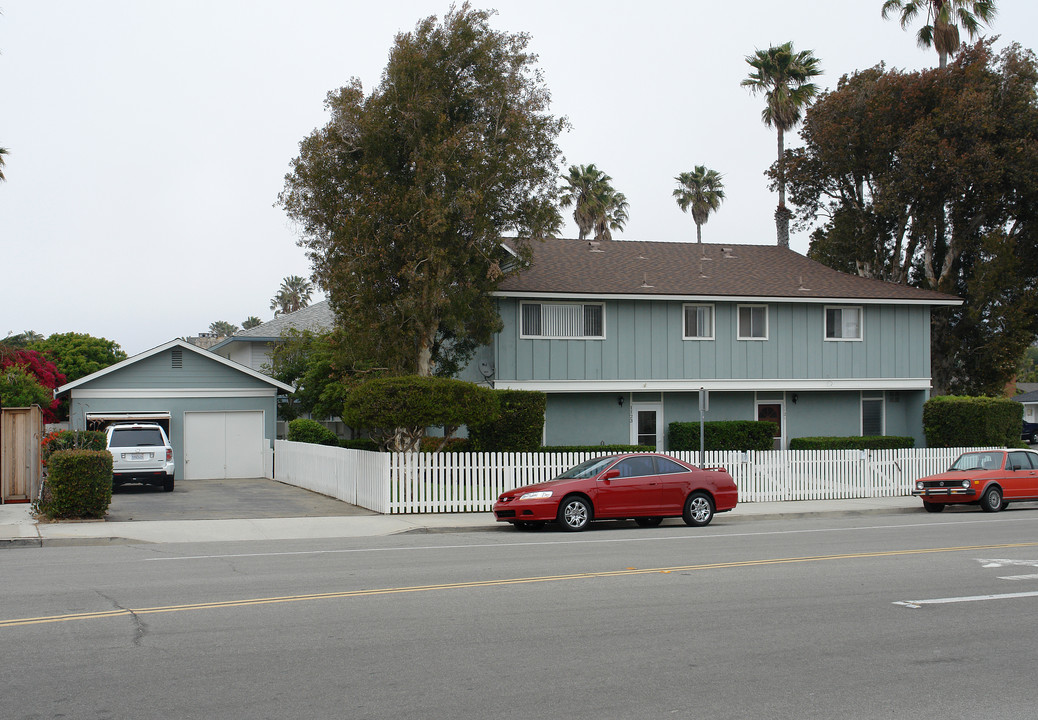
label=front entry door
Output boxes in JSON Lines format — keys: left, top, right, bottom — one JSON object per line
{"left": 631, "top": 403, "right": 663, "bottom": 449}
{"left": 757, "top": 402, "right": 784, "bottom": 450}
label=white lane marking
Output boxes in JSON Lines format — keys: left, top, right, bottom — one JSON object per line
{"left": 998, "top": 573, "right": 1038, "bottom": 581}
{"left": 894, "top": 591, "right": 1038, "bottom": 609}
{"left": 977, "top": 558, "right": 1038, "bottom": 569}
{"left": 143, "top": 515, "right": 1038, "bottom": 562}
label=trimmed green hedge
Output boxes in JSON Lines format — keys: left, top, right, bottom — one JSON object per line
{"left": 789, "top": 436, "right": 915, "bottom": 450}
{"left": 468, "top": 389, "right": 546, "bottom": 452}
{"left": 37, "top": 449, "right": 113, "bottom": 519}
{"left": 40, "top": 430, "right": 107, "bottom": 465}
{"left": 669, "top": 421, "right": 776, "bottom": 452}
{"left": 343, "top": 375, "right": 498, "bottom": 451}
{"left": 287, "top": 418, "right": 340, "bottom": 446}
{"left": 340, "top": 438, "right": 380, "bottom": 451}
{"left": 541, "top": 445, "right": 655, "bottom": 453}
{"left": 923, "top": 395, "right": 1022, "bottom": 448}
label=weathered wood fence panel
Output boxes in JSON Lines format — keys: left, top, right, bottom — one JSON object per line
{"left": 1, "top": 406, "right": 44, "bottom": 504}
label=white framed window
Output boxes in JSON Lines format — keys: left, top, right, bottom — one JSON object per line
{"left": 520, "top": 302, "right": 605, "bottom": 339}
{"left": 682, "top": 304, "right": 714, "bottom": 340}
{"left": 861, "top": 392, "right": 884, "bottom": 436}
{"left": 738, "top": 304, "right": 768, "bottom": 340}
{"left": 826, "top": 306, "right": 863, "bottom": 341}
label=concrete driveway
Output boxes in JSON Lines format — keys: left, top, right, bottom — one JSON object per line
{"left": 106, "top": 477, "right": 376, "bottom": 522}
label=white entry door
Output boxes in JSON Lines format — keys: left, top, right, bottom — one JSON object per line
{"left": 183, "top": 411, "right": 265, "bottom": 479}
{"left": 630, "top": 403, "right": 663, "bottom": 449}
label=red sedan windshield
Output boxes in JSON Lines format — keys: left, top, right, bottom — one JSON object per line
{"left": 557, "top": 456, "right": 617, "bottom": 480}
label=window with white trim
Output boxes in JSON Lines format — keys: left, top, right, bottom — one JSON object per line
{"left": 862, "top": 393, "right": 884, "bottom": 436}
{"left": 738, "top": 305, "right": 768, "bottom": 340}
{"left": 683, "top": 304, "right": 714, "bottom": 340}
{"left": 520, "top": 302, "right": 604, "bottom": 339}
{"left": 826, "top": 306, "right": 863, "bottom": 341}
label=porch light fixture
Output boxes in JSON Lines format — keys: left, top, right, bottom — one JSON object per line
{"left": 618, "top": 395, "right": 625, "bottom": 407}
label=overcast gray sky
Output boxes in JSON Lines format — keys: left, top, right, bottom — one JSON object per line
{"left": 3, "top": 1, "right": 1035, "bottom": 356}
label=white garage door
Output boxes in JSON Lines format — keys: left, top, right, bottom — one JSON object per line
{"left": 183, "top": 411, "right": 265, "bottom": 479}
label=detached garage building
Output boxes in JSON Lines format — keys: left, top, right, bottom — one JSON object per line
{"left": 55, "top": 339, "right": 293, "bottom": 480}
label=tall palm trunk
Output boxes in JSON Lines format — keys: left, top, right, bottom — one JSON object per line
{"left": 775, "top": 126, "right": 791, "bottom": 248}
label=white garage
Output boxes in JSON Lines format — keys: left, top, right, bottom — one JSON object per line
{"left": 56, "top": 339, "right": 294, "bottom": 482}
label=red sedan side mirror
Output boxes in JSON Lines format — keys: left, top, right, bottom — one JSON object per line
{"left": 600, "top": 469, "right": 620, "bottom": 481}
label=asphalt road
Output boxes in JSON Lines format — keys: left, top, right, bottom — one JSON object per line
{"left": 4, "top": 510, "right": 1038, "bottom": 719}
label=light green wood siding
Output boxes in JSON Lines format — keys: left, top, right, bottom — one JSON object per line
{"left": 496, "top": 298, "right": 931, "bottom": 382}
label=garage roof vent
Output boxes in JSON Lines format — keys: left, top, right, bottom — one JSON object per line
{"left": 172, "top": 348, "right": 183, "bottom": 369}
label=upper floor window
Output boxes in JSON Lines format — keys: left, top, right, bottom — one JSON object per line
{"left": 738, "top": 305, "right": 768, "bottom": 340}
{"left": 520, "top": 302, "right": 604, "bottom": 339}
{"left": 683, "top": 304, "right": 714, "bottom": 340}
{"left": 826, "top": 306, "right": 863, "bottom": 341}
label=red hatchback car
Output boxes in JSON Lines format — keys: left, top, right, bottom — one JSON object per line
{"left": 913, "top": 449, "right": 1038, "bottom": 513}
{"left": 493, "top": 453, "right": 738, "bottom": 531}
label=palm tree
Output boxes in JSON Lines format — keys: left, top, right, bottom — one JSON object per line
{"left": 593, "top": 188, "right": 629, "bottom": 241}
{"left": 270, "top": 275, "right": 313, "bottom": 316}
{"left": 242, "top": 316, "right": 263, "bottom": 330}
{"left": 673, "top": 167, "right": 726, "bottom": 243}
{"left": 209, "top": 321, "right": 239, "bottom": 337}
{"left": 742, "top": 42, "right": 822, "bottom": 248}
{"left": 882, "top": 0, "right": 997, "bottom": 68}
{"left": 560, "top": 164, "right": 629, "bottom": 241}
{"left": 0, "top": 147, "right": 8, "bottom": 182}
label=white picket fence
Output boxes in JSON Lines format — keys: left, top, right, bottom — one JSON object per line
{"left": 274, "top": 440, "right": 988, "bottom": 515}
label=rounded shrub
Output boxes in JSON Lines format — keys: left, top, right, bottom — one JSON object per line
{"left": 287, "top": 418, "right": 340, "bottom": 446}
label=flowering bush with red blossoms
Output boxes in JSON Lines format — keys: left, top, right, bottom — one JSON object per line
{"left": 0, "top": 347, "right": 67, "bottom": 422}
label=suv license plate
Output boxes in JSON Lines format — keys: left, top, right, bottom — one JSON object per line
{"left": 130, "top": 453, "right": 147, "bottom": 461}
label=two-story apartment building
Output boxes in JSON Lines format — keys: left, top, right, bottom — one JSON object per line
{"left": 463, "top": 238, "right": 960, "bottom": 449}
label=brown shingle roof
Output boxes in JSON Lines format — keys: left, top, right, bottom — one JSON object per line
{"left": 497, "top": 238, "right": 959, "bottom": 304}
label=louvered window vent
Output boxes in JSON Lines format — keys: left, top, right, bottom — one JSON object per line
{"left": 172, "top": 349, "right": 183, "bottom": 369}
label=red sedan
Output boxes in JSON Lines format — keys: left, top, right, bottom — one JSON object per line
{"left": 913, "top": 449, "right": 1038, "bottom": 513}
{"left": 493, "top": 453, "right": 738, "bottom": 531}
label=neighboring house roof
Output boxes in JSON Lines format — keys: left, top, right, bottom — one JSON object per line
{"left": 54, "top": 339, "right": 294, "bottom": 396}
{"left": 209, "top": 300, "right": 335, "bottom": 350}
{"left": 1015, "top": 383, "right": 1038, "bottom": 396}
{"left": 496, "top": 239, "right": 961, "bottom": 305}
{"left": 1014, "top": 390, "right": 1038, "bottom": 404}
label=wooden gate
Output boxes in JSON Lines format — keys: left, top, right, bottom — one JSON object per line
{"left": 1, "top": 405, "right": 43, "bottom": 503}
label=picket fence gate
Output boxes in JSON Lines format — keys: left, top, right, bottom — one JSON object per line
{"left": 273, "top": 441, "right": 986, "bottom": 515}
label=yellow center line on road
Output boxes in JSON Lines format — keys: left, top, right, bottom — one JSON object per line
{"left": 5, "top": 541, "right": 1038, "bottom": 629}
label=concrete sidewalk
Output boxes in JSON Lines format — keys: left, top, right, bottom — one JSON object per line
{"left": 0, "top": 496, "right": 922, "bottom": 548}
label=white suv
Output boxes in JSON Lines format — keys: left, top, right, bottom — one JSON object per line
{"left": 106, "top": 423, "right": 175, "bottom": 491}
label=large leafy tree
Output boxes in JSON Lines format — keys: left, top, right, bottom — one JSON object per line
{"left": 269, "top": 275, "right": 313, "bottom": 316}
{"left": 279, "top": 4, "right": 564, "bottom": 377}
{"left": 781, "top": 41, "right": 1038, "bottom": 395}
{"left": 742, "top": 42, "right": 822, "bottom": 248}
{"left": 673, "top": 166, "right": 726, "bottom": 243}
{"left": 882, "top": 0, "right": 997, "bottom": 69}
{"left": 30, "top": 332, "right": 127, "bottom": 383}
{"left": 268, "top": 328, "right": 359, "bottom": 423}
{"left": 560, "top": 164, "right": 629, "bottom": 241}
